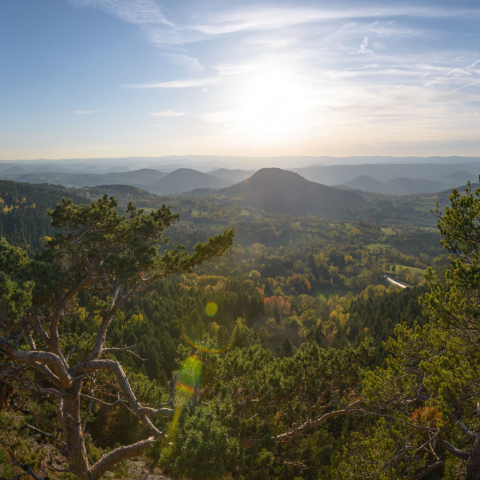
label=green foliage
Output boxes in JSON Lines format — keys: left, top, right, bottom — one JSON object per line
{"left": 0, "top": 180, "right": 87, "bottom": 255}
{"left": 158, "top": 406, "right": 241, "bottom": 480}
{"left": 353, "top": 181, "right": 480, "bottom": 478}
{"left": 336, "top": 418, "right": 433, "bottom": 480}
{"left": 2, "top": 179, "right": 467, "bottom": 479}
{"left": 0, "top": 448, "right": 14, "bottom": 479}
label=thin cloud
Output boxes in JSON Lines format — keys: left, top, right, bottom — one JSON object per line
{"left": 74, "top": 110, "right": 94, "bottom": 114}
{"left": 126, "top": 77, "right": 220, "bottom": 88}
{"left": 69, "top": 0, "right": 206, "bottom": 73}
{"left": 71, "top": 0, "right": 173, "bottom": 26}
{"left": 188, "top": 6, "right": 479, "bottom": 36}
{"left": 351, "top": 37, "right": 373, "bottom": 54}
{"left": 163, "top": 53, "right": 204, "bottom": 72}
{"left": 69, "top": 0, "right": 182, "bottom": 44}
{"left": 149, "top": 110, "right": 186, "bottom": 117}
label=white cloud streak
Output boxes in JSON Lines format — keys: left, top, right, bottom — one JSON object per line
{"left": 188, "top": 6, "right": 479, "bottom": 36}
{"left": 126, "top": 77, "right": 220, "bottom": 88}
{"left": 351, "top": 36, "right": 372, "bottom": 54}
{"left": 148, "top": 110, "right": 186, "bottom": 116}
{"left": 68, "top": 0, "right": 204, "bottom": 72}
{"left": 71, "top": 0, "right": 173, "bottom": 26}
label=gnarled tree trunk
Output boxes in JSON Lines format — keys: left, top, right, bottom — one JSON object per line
{"left": 466, "top": 435, "right": 480, "bottom": 480}
{"left": 62, "top": 381, "right": 93, "bottom": 480}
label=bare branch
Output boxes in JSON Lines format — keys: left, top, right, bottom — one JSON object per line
{"left": 416, "top": 429, "right": 440, "bottom": 454}
{"left": 81, "top": 375, "right": 96, "bottom": 432}
{"left": 89, "top": 283, "right": 143, "bottom": 360}
{"left": 411, "top": 461, "right": 444, "bottom": 479}
{"left": 104, "top": 345, "right": 147, "bottom": 362}
{"left": 49, "top": 250, "right": 95, "bottom": 359}
{"left": 439, "top": 439, "right": 470, "bottom": 460}
{"left": 14, "top": 423, "right": 67, "bottom": 447}
{"left": 10, "top": 460, "right": 43, "bottom": 480}
{"left": 0, "top": 339, "right": 72, "bottom": 388}
{"left": 450, "top": 412, "right": 476, "bottom": 439}
{"left": 110, "top": 284, "right": 121, "bottom": 308}
{"left": 80, "top": 394, "right": 122, "bottom": 408}
{"left": 72, "top": 359, "right": 173, "bottom": 432}
{"left": 275, "top": 400, "right": 363, "bottom": 443}
{"left": 32, "top": 312, "right": 50, "bottom": 345}
{"left": 90, "top": 437, "right": 157, "bottom": 480}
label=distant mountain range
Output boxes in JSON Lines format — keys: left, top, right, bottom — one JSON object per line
{"left": 215, "top": 168, "right": 365, "bottom": 219}
{"left": 293, "top": 163, "right": 480, "bottom": 185}
{"left": 2, "top": 155, "right": 480, "bottom": 172}
{"left": 342, "top": 171, "right": 480, "bottom": 195}
{"left": 1, "top": 158, "right": 479, "bottom": 197}
{"left": 0, "top": 167, "right": 239, "bottom": 195}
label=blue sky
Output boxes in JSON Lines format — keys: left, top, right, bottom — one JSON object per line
{"left": 1, "top": 0, "right": 479, "bottom": 160}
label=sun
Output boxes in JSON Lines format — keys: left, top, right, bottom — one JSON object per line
{"left": 230, "top": 67, "right": 313, "bottom": 142}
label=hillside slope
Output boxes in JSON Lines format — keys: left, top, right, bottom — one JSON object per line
{"left": 217, "top": 168, "right": 365, "bottom": 219}
{"left": 152, "top": 168, "right": 232, "bottom": 194}
{"left": 0, "top": 180, "right": 86, "bottom": 254}
{"left": 209, "top": 168, "right": 255, "bottom": 183}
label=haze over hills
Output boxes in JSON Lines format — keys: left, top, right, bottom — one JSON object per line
{"left": 151, "top": 168, "right": 232, "bottom": 195}
{"left": 342, "top": 171, "right": 480, "bottom": 195}
{"left": 2, "top": 155, "right": 480, "bottom": 172}
{"left": 294, "top": 163, "right": 480, "bottom": 185}
{"left": 208, "top": 168, "right": 255, "bottom": 183}
{"left": 216, "top": 168, "right": 366, "bottom": 219}
{"left": 0, "top": 167, "right": 234, "bottom": 194}
{"left": 1, "top": 157, "right": 479, "bottom": 196}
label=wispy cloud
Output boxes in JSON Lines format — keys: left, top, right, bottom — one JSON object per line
{"left": 126, "top": 77, "right": 220, "bottom": 88}
{"left": 70, "top": 0, "right": 182, "bottom": 44}
{"left": 74, "top": 110, "right": 94, "bottom": 114}
{"left": 68, "top": 0, "right": 205, "bottom": 71}
{"left": 351, "top": 36, "right": 373, "bottom": 54}
{"left": 71, "top": 0, "right": 173, "bottom": 26}
{"left": 163, "top": 53, "right": 204, "bottom": 72}
{"left": 63, "top": 1, "right": 480, "bottom": 156}
{"left": 188, "top": 6, "right": 479, "bottom": 36}
{"left": 148, "top": 110, "right": 186, "bottom": 117}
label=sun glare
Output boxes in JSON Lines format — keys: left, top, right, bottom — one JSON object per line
{"left": 231, "top": 67, "right": 313, "bottom": 142}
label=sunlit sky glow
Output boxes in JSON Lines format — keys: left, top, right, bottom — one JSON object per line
{"left": 1, "top": 0, "right": 480, "bottom": 160}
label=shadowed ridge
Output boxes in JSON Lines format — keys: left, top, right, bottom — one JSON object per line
{"left": 217, "top": 167, "right": 365, "bottom": 219}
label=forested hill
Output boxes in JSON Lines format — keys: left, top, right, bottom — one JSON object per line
{"left": 0, "top": 180, "right": 86, "bottom": 254}
{"left": 218, "top": 167, "right": 366, "bottom": 219}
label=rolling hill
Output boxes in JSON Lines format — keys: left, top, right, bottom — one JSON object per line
{"left": 217, "top": 168, "right": 365, "bottom": 219}
{"left": 151, "top": 168, "right": 232, "bottom": 194}
{"left": 208, "top": 168, "right": 256, "bottom": 183}
{"left": 0, "top": 167, "right": 235, "bottom": 194}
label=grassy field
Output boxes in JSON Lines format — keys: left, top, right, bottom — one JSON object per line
{"left": 388, "top": 264, "right": 426, "bottom": 275}
{"left": 366, "top": 243, "right": 388, "bottom": 252}
{"left": 311, "top": 285, "right": 351, "bottom": 301}
{"left": 381, "top": 227, "right": 396, "bottom": 235}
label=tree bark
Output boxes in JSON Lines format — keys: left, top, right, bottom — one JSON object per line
{"left": 466, "top": 435, "right": 480, "bottom": 480}
{"left": 62, "top": 381, "right": 92, "bottom": 480}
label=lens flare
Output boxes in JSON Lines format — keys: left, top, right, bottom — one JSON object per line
{"left": 166, "top": 355, "right": 202, "bottom": 441}
{"left": 178, "top": 354, "right": 202, "bottom": 388}
{"left": 181, "top": 301, "right": 231, "bottom": 353}
{"left": 205, "top": 301, "right": 218, "bottom": 317}
{"left": 181, "top": 326, "right": 231, "bottom": 354}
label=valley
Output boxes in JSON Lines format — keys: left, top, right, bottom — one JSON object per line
{"left": 0, "top": 157, "right": 477, "bottom": 480}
